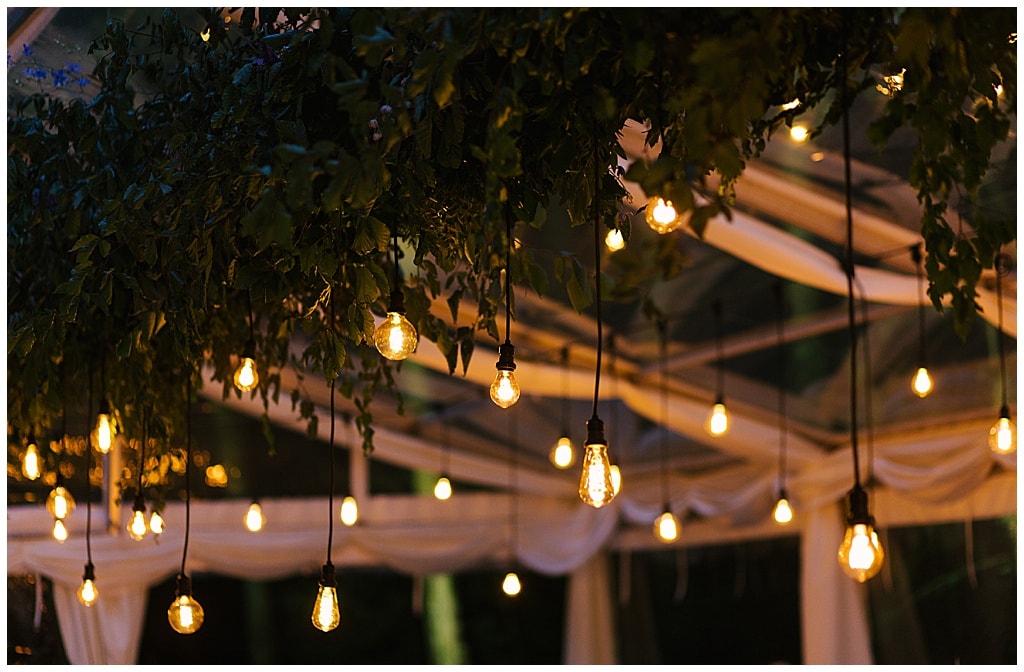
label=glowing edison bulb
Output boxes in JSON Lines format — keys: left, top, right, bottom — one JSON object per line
{"left": 838, "top": 522, "right": 885, "bottom": 582}
{"left": 233, "top": 354, "right": 259, "bottom": 392}
{"left": 78, "top": 564, "right": 98, "bottom": 607}
{"left": 549, "top": 436, "right": 575, "bottom": 469}
{"left": 128, "top": 508, "right": 149, "bottom": 542}
{"left": 149, "top": 510, "right": 165, "bottom": 537}
{"left": 789, "top": 124, "right": 810, "bottom": 143}
{"left": 244, "top": 501, "right": 266, "bottom": 532}
{"left": 340, "top": 496, "right": 359, "bottom": 526}
{"left": 605, "top": 228, "right": 625, "bottom": 252}
{"left": 46, "top": 486, "right": 76, "bottom": 520}
{"left": 52, "top": 518, "right": 69, "bottom": 543}
{"left": 772, "top": 493, "right": 794, "bottom": 526}
{"left": 705, "top": 401, "right": 730, "bottom": 437}
{"left": 312, "top": 563, "right": 340, "bottom": 632}
{"left": 578, "top": 418, "right": 616, "bottom": 508}
{"left": 490, "top": 371, "right": 521, "bottom": 408}
{"left": 374, "top": 306, "right": 418, "bottom": 361}
{"left": 911, "top": 367, "right": 933, "bottom": 398}
{"left": 433, "top": 476, "right": 452, "bottom": 501}
{"left": 837, "top": 485, "right": 884, "bottom": 582}
{"left": 94, "top": 400, "right": 114, "bottom": 454}
{"left": 22, "top": 438, "right": 41, "bottom": 480}
{"left": 502, "top": 571, "right": 521, "bottom": 597}
{"left": 989, "top": 409, "right": 1016, "bottom": 454}
{"left": 653, "top": 510, "right": 681, "bottom": 543}
{"left": 645, "top": 196, "right": 681, "bottom": 234}
{"left": 168, "top": 576, "right": 204, "bottom": 634}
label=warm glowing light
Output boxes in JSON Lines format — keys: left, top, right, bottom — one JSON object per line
{"left": 433, "top": 476, "right": 452, "bottom": 501}
{"left": 579, "top": 437, "right": 615, "bottom": 509}
{"left": 94, "top": 408, "right": 114, "bottom": 454}
{"left": 490, "top": 370, "right": 521, "bottom": 408}
{"left": 911, "top": 367, "right": 933, "bottom": 398}
{"left": 789, "top": 124, "right": 809, "bottom": 143}
{"left": 244, "top": 501, "right": 266, "bottom": 532}
{"left": 781, "top": 98, "right": 800, "bottom": 110}
{"left": 52, "top": 518, "right": 68, "bottom": 543}
{"left": 340, "top": 496, "right": 359, "bottom": 526}
{"left": 610, "top": 464, "right": 621, "bottom": 496}
{"left": 312, "top": 564, "right": 340, "bottom": 632}
{"left": 773, "top": 496, "right": 794, "bottom": 525}
{"left": 653, "top": 510, "right": 680, "bottom": 543}
{"left": 502, "top": 571, "right": 521, "bottom": 597}
{"left": 168, "top": 594, "right": 205, "bottom": 634}
{"left": 149, "top": 510, "right": 165, "bottom": 537}
{"left": 78, "top": 564, "right": 98, "bottom": 607}
{"left": 549, "top": 436, "right": 575, "bottom": 469}
{"left": 645, "top": 196, "right": 682, "bottom": 234}
{"left": 810, "top": 151, "right": 825, "bottom": 162}
{"left": 705, "top": 402, "right": 730, "bottom": 437}
{"left": 989, "top": 414, "right": 1016, "bottom": 454}
{"left": 374, "top": 312, "right": 418, "bottom": 360}
{"left": 876, "top": 68, "right": 906, "bottom": 97}
{"left": 128, "top": 509, "right": 149, "bottom": 541}
{"left": 838, "top": 522, "right": 885, "bottom": 582}
{"left": 233, "top": 356, "right": 259, "bottom": 392}
{"left": 605, "top": 229, "right": 625, "bottom": 252}
{"left": 46, "top": 486, "right": 75, "bottom": 520}
{"left": 995, "top": 83, "right": 1004, "bottom": 98}
{"left": 200, "top": 28, "right": 210, "bottom": 42}
{"left": 22, "top": 439, "right": 41, "bottom": 480}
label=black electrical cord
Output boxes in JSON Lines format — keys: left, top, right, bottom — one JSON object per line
{"left": 180, "top": 374, "right": 192, "bottom": 576}
{"left": 911, "top": 244, "right": 928, "bottom": 370}
{"left": 504, "top": 199, "right": 513, "bottom": 346}
{"left": 775, "top": 283, "right": 788, "bottom": 494}
{"left": 658, "top": 320, "right": 670, "bottom": 508}
{"left": 995, "top": 251, "right": 1008, "bottom": 410}
{"left": 591, "top": 141, "right": 603, "bottom": 421}
{"left": 840, "top": 28, "right": 861, "bottom": 488}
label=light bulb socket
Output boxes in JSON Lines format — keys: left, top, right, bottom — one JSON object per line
{"left": 82, "top": 562, "right": 95, "bottom": 582}
{"left": 845, "top": 484, "right": 872, "bottom": 526}
{"left": 713, "top": 393, "right": 724, "bottom": 406}
{"left": 777, "top": 487, "right": 789, "bottom": 502}
{"left": 175, "top": 573, "right": 192, "bottom": 598}
{"left": 319, "top": 561, "right": 337, "bottom": 588}
{"left": 586, "top": 416, "right": 607, "bottom": 447}
{"left": 242, "top": 339, "right": 256, "bottom": 360}
{"left": 496, "top": 342, "right": 517, "bottom": 372}
{"left": 387, "top": 289, "right": 406, "bottom": 314}
{"left": 98, "top": 398, "right": 111, "bottom": 415}
{"left": 999, "top": 403, "right": 1011, "bottom": 420}
{"left": 132, "top": 493, "right": 146, "bottom": 513}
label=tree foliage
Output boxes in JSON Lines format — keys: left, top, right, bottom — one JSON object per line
{"left": 7, "top": 8, "right": 1016, "bottom": 466}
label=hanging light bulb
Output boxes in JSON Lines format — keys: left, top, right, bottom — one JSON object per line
{"left": 705, "top": 398, "right": 730, "bottom": 437}
{"left": 549, "top": 436, "right": 575, "bottom": 469}
{"left": 22, "top": 436, "right": 41, "bottom": 480}
{"left": 433, "top": 476, "right": 452, "bottom": 501}
{"left": 233, "top": 344, "right": 259, "bottom": 392}
{"left": 579, "top": 417, "right": 615, "bottom": 508}
{"left": 46, "top": 485, "right": 76, "bottom": 520}
{"left": 605, "top": 228, "right": 625, "bottom": 252}
{"left": 311, "top": 562, "right": 341, "bottom": 632}
{"left": 340, "top": 495, "right": 358, "bottom": 526}
{"left": 168, "top": 574, "right": 205, "bottom": 634}
{"left": 490, "top": 343, "right": 521, "bottom": 408}
{"left": 52, "top": 518, "right": 69, "bottom": 543}
{"left": 78, "top": 563, "right": 98, "bottom": 607}
{"left": 773, "top": 490, "right": 794, "bottom": 526}
{"left": 911, "top": 367, "right": 933, "bottom": 398}
{"left": 244, "top": 500, "right": 266, "bottom": 532}
{"left": 837, "top": 485, "right": 885, "bottom": 582}
{"left": 645, "top": 196, "right": 682, "bottom": 234}
{"left": 653, "top": 509, "right": 681, "bottom": 543}
{"left": 127, "top": 495, "right": 148, "bottom": 541}
{"left": 94, "top": 398, "right": 115, "bottom": 454}
{"left": 502, "top": 571, "right": 521, "bottom": 597}
{"left": 374, "top": 299, "right": 418, "bottom": 360}
{"left": 989, "top": 406, "right": 1016, "bottom": 454}
{"left": 149, "top": 509, "right": 165, "bottom": 537}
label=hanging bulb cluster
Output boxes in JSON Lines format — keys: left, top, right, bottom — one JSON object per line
{"left": 312, "top": 369, "right": 342, "bottom": 632}
{"left": 78, "top": 563, "right": 98, "bottom": 607}
{"left": 128, "top": 495, "right": 149, "bottom": 541}
{"left": 837, "top": 485, "right": 884, "bottom": 582}
{"left": 773, "top": 283, "right": 794, "bottom": 526}
{"left": 79, "top": 396, "right": 98, "bottom": 607}
{"left": 94, "top": 397, "right": 115, "bottom": 454}
{"left": 374, "top": 224, "right": 418, "bottom": 361}
{"left": 168, "top": 369, "right": 203, "bottom": 633}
